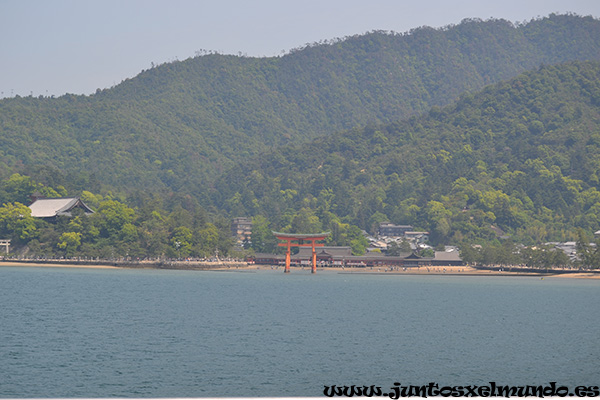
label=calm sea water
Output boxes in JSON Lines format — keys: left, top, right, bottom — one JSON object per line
{"left": 0, "top": 265, "right": 599, "bottom": 397}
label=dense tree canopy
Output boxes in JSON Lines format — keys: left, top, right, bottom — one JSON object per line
{"left": 0, "top": 14, "right": 599, "bottom": 199}
{"left": 214, "top": 61, "right": 600, "bottom": 247}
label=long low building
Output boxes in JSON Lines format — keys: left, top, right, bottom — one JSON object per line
{"left": 249, "top": 246, "right": 463, "bottom": 267}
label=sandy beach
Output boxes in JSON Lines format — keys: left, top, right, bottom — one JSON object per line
{"left": 0, "top": 261, "right": 121, "bottom": 269}
{"left": 0, "top": 259, "right": 247, "bottom": 270}
{"left": 1, "top": 260, "right": 599, "bottom": 278}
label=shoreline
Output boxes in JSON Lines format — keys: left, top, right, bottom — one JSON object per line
{"left": 1, "top": 260, "right": 599, "bottom": 279}
{"left": 280, "top": 265, "right": 600, "bottom": 279}
{"left": 0, "top": 258, "right": 248, "bottom": 271}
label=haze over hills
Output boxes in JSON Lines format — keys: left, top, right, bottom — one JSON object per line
{"left": 1, "top": 13, "right": 599, "bottom": 200}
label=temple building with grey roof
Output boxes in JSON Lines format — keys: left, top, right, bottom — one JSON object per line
{"left": 28, "top": 197, "right": 94, "bottom": 218}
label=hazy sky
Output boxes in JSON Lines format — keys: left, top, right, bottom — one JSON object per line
{"left": 1, "top": 0, "right": 599, "bottom": 98}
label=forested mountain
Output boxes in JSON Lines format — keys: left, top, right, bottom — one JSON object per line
{"left": 213, "top": 61, "right": 600, "bottom": 246}
{"left": 1, "top": 14, "right": 599, "bottom": 198}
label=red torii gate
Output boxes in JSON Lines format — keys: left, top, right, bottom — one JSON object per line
{"left": 272, "top": 231, "right": 330, "bottom": 273}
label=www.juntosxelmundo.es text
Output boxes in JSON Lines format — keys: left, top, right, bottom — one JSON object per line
{"left": 323, "top": 382, "right": 600, "bottom": 398}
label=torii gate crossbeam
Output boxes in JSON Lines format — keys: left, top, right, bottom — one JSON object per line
{"left": 272, "top": 231, "right": 330, "bottom": 273}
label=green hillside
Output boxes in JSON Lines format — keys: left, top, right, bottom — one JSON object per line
{"left": 213, "top": 61, "right": 600, "bottom": 246}
{"left": 0, "top": 14, "right": 599, "bottom": 197}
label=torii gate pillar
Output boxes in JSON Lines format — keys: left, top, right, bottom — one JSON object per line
{"left": 273, "top": 232, "right": 330, "bottom": 274}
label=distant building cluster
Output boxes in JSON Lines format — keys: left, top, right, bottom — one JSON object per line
{"left": 378, "top": 222, "right": 414, "bottom": 237}
{"left": 366, "top": 222, "right": 430, "bottom": 252}
{"left": 231, "top": 217, "right": 252, "bottom": 246}
{"left": 230, "top": 219, "right": 438, "bottom": 254}
{"left": 231, "top": 219, "right": 462, "bottom": 267}
{"left": 547, "top": 242, "right": 577, "bottom": 262}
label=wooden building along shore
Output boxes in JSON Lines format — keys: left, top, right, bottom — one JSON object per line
{"left": 249, "top": 246, "right": 463, "bottom": 268}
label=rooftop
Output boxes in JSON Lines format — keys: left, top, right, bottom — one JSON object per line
{"left": 29, "top": 197, "right": 94, "bottom": 218}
